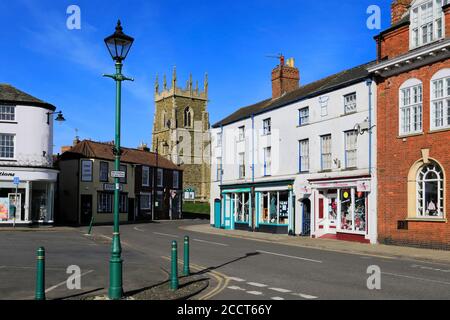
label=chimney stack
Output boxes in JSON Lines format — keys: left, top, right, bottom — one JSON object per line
{"left": 138, "top": 142, "right": 150, "bottom": 152}
{"left": 271, "top": 55, "right": 300, "bottom": 100}
{"left": 391, "top": 0, "right": 411, "bottom": 25}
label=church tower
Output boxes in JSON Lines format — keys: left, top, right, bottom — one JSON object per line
{"left": 152, "top": 67, "right": 211, "bottom": 203}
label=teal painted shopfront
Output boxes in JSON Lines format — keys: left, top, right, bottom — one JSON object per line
{"left": 217, "top": 180, "right": 295, "bottom": 234}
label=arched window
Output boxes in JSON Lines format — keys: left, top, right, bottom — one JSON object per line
{"left": 430, "top": 68, "right": 450, "bottom": 130}
{"left": 184, "top": 107, "right": 192, "bottom": 127}
{"left": 417, "top": 161, "right": 444, "bottom": 218}
{"left": 399, "top": 79, "right": 423, "bottom": 135}
{"left": 410, "top": 0, "right": 447, "bottom": 49}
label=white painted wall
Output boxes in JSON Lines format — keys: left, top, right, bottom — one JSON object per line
{"left": 0, "top": 105, "right": 54, "bottom": 167}
{"left": 210, "top": 79, "right": 378, "bottom": 243}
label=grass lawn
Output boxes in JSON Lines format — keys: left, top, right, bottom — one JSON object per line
{"left": 183, "top": 202, "right": 210, "bottom": 215}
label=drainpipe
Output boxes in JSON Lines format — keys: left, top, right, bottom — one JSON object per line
{"left": 366, "top": 78, "right": 373, "bottom": 176}
{"left": 251, "top": 114, "right": 255, "bottom": 231}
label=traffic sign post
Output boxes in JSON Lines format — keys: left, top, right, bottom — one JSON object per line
{"left": 110, "top": 171, "right": 126, "bottom": 179}
{"left": 13, "top": 177, "right": 19, "bottom": 228}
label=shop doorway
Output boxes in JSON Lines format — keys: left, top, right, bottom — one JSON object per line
{"left": 317, "top": 190, "right": 338, "bottom": 235}
{"left": 80, "top": 195, "right": 92, "bottom": 225}
{"left": 301, "top": 198, "right": 311, "bottom": 236}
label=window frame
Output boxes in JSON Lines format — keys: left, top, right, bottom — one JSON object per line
{"left": 344, "top": 92, "right": 357, "bottom": 114}
{"left": 344, "top": 130, "right": 358, "bottom": 169}
{"left": 142, "top": 165, "right": 150, "bottom": 187}
{"left": 99, "top": 161, "right": 109, "bottom": 182}
{"left": 238, "top": 152, "right": 245, "bottom": 179}
{"left": 157, "top": 168, "right": 164, "bottom": 187}
{"left": 140, "top": 192, "right": 152, "bottom": 210}
{"left": 410, "top": 0, "right": 445, "bottom": 49}
{"left": 0, "top": 105, "right": 16, "bottom": 122}
{"left": 430, "top": 69, "right": 450, "bottom": 131}
{"left": 173, "top": 171, "right": 180, "bottom": 189}
{"left": 216, "top": 157, "right": 223, "bottom": 181}
{"left": 263, "top": 147, "right": 272, "bottom": 176}
{"left": 238, "top": 126, "right": 245, "bottom": 141}
{"left": 320, "top": 134, "right": 332, "bottom": 171}
{"left": 416, "top": 162, "right": 444, "bottom": 218}
{"left": 399, "top": 80, "right": 423, "bottom": 136}
{"left": 263, "top": 118, "right": 272, "bottom": 135}
{"left": 80, "top": 159, "right": 93, "bottom": 182}
{"left": 0, "top": 133, "right": 15, "bottom": 160}
{"left": 298, "top": 107, "right": 310, "bottom": 126}
{"left": 299, "top": 139, "right": 310, "bottom": 173}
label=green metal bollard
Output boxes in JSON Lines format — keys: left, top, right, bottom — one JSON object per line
{"left": 35, "top": 247, "right": 45, "bottom": 300}
{"left": 183, "top": 236, "right": 190, "bottom": 276}
{"left": 170, "top": 241, "right": 179, "bottom": 291}
{"left": 87, "top": 216, "right": 94, "bottom": 235}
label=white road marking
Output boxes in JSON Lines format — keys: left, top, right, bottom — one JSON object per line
{"left": 411, "top": 264, "right": 450, "bottom": 273}
{"left": 271, "top": 297, "right": 285, "bottom": 300}
{"left": 45, "top": 270, "right": 94, "bottom": 293}
{"left": 291, "top": 292, "right": 319, "bottom": 299}
{"left": 247, "top": 282, "right": 267, "bottom": 288}
{"left": 269, "top": 287, "right": 291, "bottom": 293}
{"left": 134, "top": 227, "right": 145, "bottom": 232}
{"left": 193, "top": 239, "right": 229, "bottom": 247}
{"left": 382, "top": 272, "right": 450, "bottom": 286}
{"left": 227, "top": 286, "right": 245, "bottom": 291}
{"left": 247, "top": 291, "right": 263, "bottom": 296}
{"left": 153, "top": 232, "right": 179, "bottom": 238}
{"left": 257, "top": 250, "right": 323, "bottom": 263}
{"left": 227, "top": 277, "right": 246, "bottom": 282}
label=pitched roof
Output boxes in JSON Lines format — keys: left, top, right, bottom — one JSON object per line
{"left": 0, "top": 84, "right": 56, "bottom": 110}
{"left": 212, "top": 61, "right": 375, "bottom": 128}
{"left": 59, "top": 140, "right": 181, "bottom": 171}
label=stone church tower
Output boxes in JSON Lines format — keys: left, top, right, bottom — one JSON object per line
{"left": 152, "top": 67, "right": 211, "bottom": 202}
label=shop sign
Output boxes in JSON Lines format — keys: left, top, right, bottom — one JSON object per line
{"left": 103, "top": 183, "right": 123, "bottom": 192}
{"left": 0, "top": 171, "right": 15, "bottom": 177}
{"left": 13, "top": 177, "right": 20, "bottom": 185}
{"left": 357, "top": 181, "right": 371, "bottom": 192}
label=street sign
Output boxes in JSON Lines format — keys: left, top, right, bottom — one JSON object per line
{"left": 13, "top": 177, "right": 20, "bottom": 185}
{"left": 103, "top": 183, "right": 124, "bottom": 192}
{"left": 110, "top": 171, "right": 126, "bottom": 178}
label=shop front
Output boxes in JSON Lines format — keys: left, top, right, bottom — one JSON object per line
{"left": 0, "top": 168, "right": 58, "bottom": 226}
{"left": 219, "top": 180, "right": 295, "bottom": 234}
{"left": 307, "top": 177, "right": 372, "bottom": 243}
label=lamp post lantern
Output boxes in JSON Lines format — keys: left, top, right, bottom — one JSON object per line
{"left": 103, "top": 20, "right": 134, "bottom": 300}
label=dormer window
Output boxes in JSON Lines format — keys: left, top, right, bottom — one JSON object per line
{"left": 410, "top": 0, "right": 446, "bottom": 49}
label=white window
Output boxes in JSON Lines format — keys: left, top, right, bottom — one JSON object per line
{"left": 410, "top": 0, "right": 445, "bottom": 49}
{"left": 140, "top": 193, "right": 152, "bottom": 210}
{"left": 431, "top": 71, "right": 450, "bottom": 130}
{"left": 238, "top": 126, "right": 245, "bottom": 141}
{"left": 299, "top": 139, "right": 309, "bottom": 172}
{"left": 142, "top": 166, "right": 150, "bottom": 186}
{"left": 344, "top": 93, "right": 357, "bottom": 114}
{"left": 345, "top": 130, "right": 358, "bottom": 168}
{"left": 217, "top": 132, "right": 222, "bottom": 147}
{"left": 321, "top": 135, "right": 332, "bottom": 170}
{"left": 299, "top": 107, "right": 309, "bottom": 126}
{"left": 81, "top": 160, "right": 93, "bottom": 182}
{"left": 264, "top": 147, "right": 271, "bottom": 176}
{"left": 400, "top": 82, "right": 423, "bottom": 135}
{"left": 98, "top": 192, "right": 113, "bottom": 213}
{"left": 238, "top": 152, "right": 245, "bottom": 179}
{"left": 173, "top": 171, "right": 179, "bottom": 189}
{"left": 119, "top": 164, "right": 127, "bottom": 184}
{"left": 216, "top": 157, "right": 223, "bottom": 181}
{"left": 157, "top": 168, "right": 163, "bottom": 187}
{"left": 0, "top": 105, "right": 15, "bottom": 121}
{"left": 263, "top": 118, "right": 271, "bottom": 135}
{"left": 0, "top": 134, "right": 14, "bottom": 159}
{"left": 417, "top": 162, "right": 444, "bottom": 218}
{"left": 99, "top": 161, "right": 109, "bottom": 182}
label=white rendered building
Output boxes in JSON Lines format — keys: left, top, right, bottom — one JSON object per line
{"left": 210, "top": 58, "right": 378, "bottom": 244}
{"left": 0, "top": 84, "right": 59, "bottom": 225}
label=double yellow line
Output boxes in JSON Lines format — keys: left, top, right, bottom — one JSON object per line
{"left": 161, "top": 256, "right": 229, "bottom": 300}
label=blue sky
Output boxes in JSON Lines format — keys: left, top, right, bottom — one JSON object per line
{"left": 0, "top": 0, "right": 390, "bottom": 153}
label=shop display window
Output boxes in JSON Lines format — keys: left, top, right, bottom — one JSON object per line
{"left": 260, "top": 191, "right": 290, "bottom": 225}
{"left": 233, "top": 193, "right": 250, "bottom": 223}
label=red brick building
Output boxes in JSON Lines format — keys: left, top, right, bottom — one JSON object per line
{"left": 369, "top": 0, "right": 450, "bottom": 249}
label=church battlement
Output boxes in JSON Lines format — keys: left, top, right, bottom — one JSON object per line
{"left": 155, "top": 67, "right": 208, "bottom": 102}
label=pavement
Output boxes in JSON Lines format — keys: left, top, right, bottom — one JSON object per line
{"left": 181, "top": 224, "right": 450, "bottom": 264}
{"left": 0, "top": 220, "right": 449, "bottom": 300}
